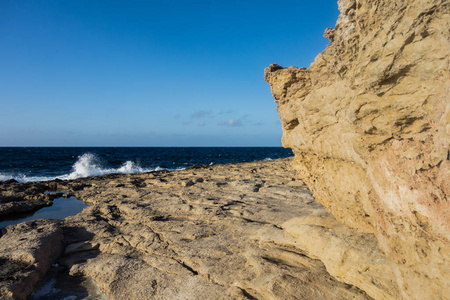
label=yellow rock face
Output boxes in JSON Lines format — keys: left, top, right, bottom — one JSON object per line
{"left": 265, "top": 0, "right": 449, "bottom": 298}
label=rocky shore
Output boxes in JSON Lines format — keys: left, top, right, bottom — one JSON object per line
{"left": 2, "top": 0, "right": 448, "bottom": 298}
{"left": 0, "top": 158, "right": 391, "bottom": 299}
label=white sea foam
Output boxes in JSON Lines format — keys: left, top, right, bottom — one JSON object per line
{"left": 263, "top": 157, "right": 273, "bottom": 161}
{"left": 0, "top": 173, "right": 30, "bottom": 183}
{"left": 0, "top": 174, "right": 12, "bottom": 181}
{"left": 0, "top": 152, "right": 182, "bottom": 183}
{"left": 0, "top": 173, "right": 59, "bottom": 183}
{"left": 61, "top": 153, "right": 158, "bottom": 180}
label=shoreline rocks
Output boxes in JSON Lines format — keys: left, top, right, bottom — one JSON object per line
{"left": 0, "top": 158, "right": 380, "bottom": 299}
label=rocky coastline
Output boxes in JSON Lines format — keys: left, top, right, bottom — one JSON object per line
{"left": 1, "top": 158, "right": 381, "bottom": 299}
{"left": 1, "top": 0, "right": 448, "bottom": 298}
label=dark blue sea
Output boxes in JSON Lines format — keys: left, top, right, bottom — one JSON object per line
{"left": 0, "top": 147, "right": 293, "bottom": 182}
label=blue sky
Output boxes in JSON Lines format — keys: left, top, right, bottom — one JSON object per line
{"left": 0, "top": 0, "right": 339, "bottom": 146}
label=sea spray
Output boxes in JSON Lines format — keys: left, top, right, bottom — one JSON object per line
{"left": 67, "top": 153, "right": 103, "bottom": 179}
{"left": 116, "top": 161, "right": 145, "bottom": 174}
{"left": 65, "top": 153, "right": 154, "bottom": 180}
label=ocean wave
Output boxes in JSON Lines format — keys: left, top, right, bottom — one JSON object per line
{"left": 0, "top": 153, "right": 182, "bottom": 183}
{"left": 0, "top": 173, "right": 54, "bottom": 183}
{"left": 0, "top": 173, "right": 26, "bottom": 183}
{"left": 60, "top": 153, "right": 150, "bottom": 180}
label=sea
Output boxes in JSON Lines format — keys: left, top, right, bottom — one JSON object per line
{"left": 0, "top": 147, "right": 293, "bottom": 183}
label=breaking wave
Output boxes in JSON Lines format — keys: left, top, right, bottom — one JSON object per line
{"left": 0, "top": 173, "right": 29, "bottom": 183}
{"left": 0, "top": 153, "right": 179, "bottom": 183}
{"left": 61, "top": 153, "right": 155, "bottom": 180}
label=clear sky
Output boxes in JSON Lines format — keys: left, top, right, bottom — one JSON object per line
{"left": 0, "top": 0, "right": 339, "bottom": 146}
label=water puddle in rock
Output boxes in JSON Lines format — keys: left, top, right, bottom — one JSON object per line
{"left": 0, "top": 196, "right": 88, "bottom": 228}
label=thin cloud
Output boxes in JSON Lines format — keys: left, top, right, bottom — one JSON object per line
{"left": 191, "top": 110, "right": 212, "bottom": 119}
{"left": 218, "top": 119, "right": 243, "bottom": 127}
{"left": 218, "top": 109, "right": 235, "bottom": 115}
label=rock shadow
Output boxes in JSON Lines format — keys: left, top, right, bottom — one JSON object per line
{"left": 31, "top": 225, "right": 107, "bottom": 300}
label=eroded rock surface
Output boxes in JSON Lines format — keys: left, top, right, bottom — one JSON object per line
{"left": 0, "top": 159, "right": 376, "bottom": 299}
{"left": 0, "top": 220, "right": 64, "bottom": 300}
{"left": 265, "top": 0, "right": 449, "bottom": 299}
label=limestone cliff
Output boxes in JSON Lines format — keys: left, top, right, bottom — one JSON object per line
{"left": 265, "top": 0, "right": 449, "bottom": 299}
